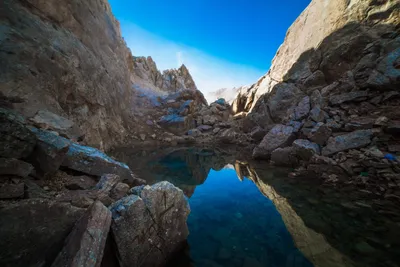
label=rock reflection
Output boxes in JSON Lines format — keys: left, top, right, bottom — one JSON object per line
{"left": 111, "top": 147, "right": 400, "bottom": 267}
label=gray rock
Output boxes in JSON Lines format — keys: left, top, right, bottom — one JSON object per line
{"left": 29, "top": 128, "right": 136, "bottom": 183}
{"left": 308, "top": 123, "right": 332, "bottom": 145}
{"left": 95, "top": 174, "right": 121, "bottom": 194}
{"left": 271, "top": 147, "right": 298, "bottom": 166}
{"left": 110, "top": 181, "right": 190, "bottom": 267}
{"left": 51, "top": 201, "right": 111, "bottom": 267}
{"left": 30, "top": 110, "right": 83, "bottom": 141}
{"left": 292, "top": 139, "right": 321, "bottom": 160}
{"left": 294, "top": 96, "right": 310, "bottom": 120}
{"left": 344, "top": 117, "right": 375, "bottom": 131}
{"left": 250, "top": 126, "right": 267, "bottom": 141}
{"left": 367, "top": 48, "right": 400, "bottom": 90}
{"left": 329, "top": 91, "right": 369, "bottom": 105}
{"left": 129, "top": 185, "right": 146, "bottom": 196}
{"left": 325, "top": 119, "right": 342, "bottom": 132}
{"left": 29, "top": 128, "right": 70, "bottom": 175}
{"left": 310, "top": 89, "right": 325, "bottom": 108}
{"left": 0, "top": 158, "right": 33, "bottom": 178}
{"left": 322, "top": 130, "right": 373, "bottom": 156}
{"left": 187, "top": 128, "right": 202, "bottom": 137}
{"left": 197, "top": 125, "right": 213, "bottom": 132}
{"left": 253, "top": 125, "right": 295, "bottom": 159}
{"left": 0, "top": 199, "right": 84, "bottom": 267}
{"left": 110, "top": 183, "right": 130, "bottom": 200}
{"left": 304, "top": 70, "right": 326, "bottom": 88}
{"left": 0, "top": 108, "right": 36, "bottom": 159}
{"left": 268, "top": 83, "right": 304, "bottom": 122}
{"left": 309, "top": 106, "right": 326, "bottom": 122}
{"left": 288, "top": 120, "right": 304, "bottom": 132}
{"left": 65, "top": 175, "right": 97, "bottom": 190}
{"left": 202, "top": 115, "right": 219, "bottom": 126}
{"left": 0, "top": 183, "right": 24, "bottom": 199}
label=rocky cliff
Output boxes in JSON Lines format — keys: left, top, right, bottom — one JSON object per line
{"left": 0, "top": 0, "right": 199, "bottom": 151}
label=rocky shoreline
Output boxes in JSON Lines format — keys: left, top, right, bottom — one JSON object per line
{"left": 0, "top": 107, "right": 190, "bottom": 267}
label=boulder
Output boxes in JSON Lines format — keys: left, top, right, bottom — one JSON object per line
{"left": 110, "top": 183, "right": 130, "bottom": 200}
{"left": 271, "top": 147, "right": 298, "bottom": 166}
{"left": 344, "top": 117, "right": 375, "bottom": 131}
{"left": 385, "top": 121, "right": 400, "bottom": 135}
{"left": 329, "top": 91, "right": 369, "bottom": 105}
{"left": 187, "top": 128, "right": 202, "bottom": 137}
{"left": 0, "top": 199, "right": 84, "bottom": 267}
{"left": 51, "top": 201, "right": 111, "bottom": 267}
{"left": 0, "top": 183, "right": 25, "bottom": 199}
{"left": 367, "top": 48, "right": 400, "bottom": 90}
{"left": 250, "top": 126, "right": 267, "bottom": 142}
{"left": 110, "top": 181, "right": 190, "bottom": 267}
{"left": 95, "top": 174, "right": 121, "bottom": 194}
{"left": 30, "top": 110, "right": 83, "bottom": 141}
{"left": 64, "top": 175, "right": 97, "bottom": 190}
{"left": 294, "top": 96, "right": 310, "bottom": 120}
{"left": 268, "top": 83, "right": 304, "bottom": 122}
{"left": 29, "top": 128, "right": 137, "bottom": 183}
{"left": 0, "top": 158, "right": 33, "bottom": 178}
{"left": 218, "top": 129, "right": 238, "bottom": 144}
{"left": 309, "top": 106, "right": 326, "bottom": 122}
{"left": 0, "top": 108, "right": 36, "bottom": 159}
{"left": 292, "top": 139, "right": 321, "bottom": 161}
{"left": 197, "top": 125, "right": 213, "bottom": 132}
{"left": 253, "top": 125, "right": 295, "bottom": 159}
{"left": 202, "top": 115, "right": 219, "bottom": 126}
{"left": 307, "top": 123, "right": 332, "bottom": 145}
{"left": 322, "top": 130, "right": 373, "bottom": 156}
{"left": 28, "top": 127, "right": 70, "bottom": 175}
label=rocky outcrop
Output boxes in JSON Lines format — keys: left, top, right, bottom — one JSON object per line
{"left": 131, "top": 56, "right": 197, "bottom": 93}
{"left": 229, "top": 0, "right": 399, "bottom": 191}
{"left": 110, "top": 181, "right": 190, "bottom": 267}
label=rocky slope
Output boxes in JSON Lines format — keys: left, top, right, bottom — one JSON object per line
{"left": 231, "top": 0, "right": 400, "bottom": 194}
{"left": 1, "top": 0, "right": 200, "bottom": 151}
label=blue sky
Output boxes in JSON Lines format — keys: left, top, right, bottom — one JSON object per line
{"left": 109, "top": 0, "right": 310, "bottom": 98}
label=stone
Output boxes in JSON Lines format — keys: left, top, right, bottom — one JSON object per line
{"left": 0, "top": 183, "right": 24, "bottom": 199}
{"left": 218, "top": 129, "right": 238, "bottom": 144}
{"left": 344, "top": 117, "right": 375, "bottom": 131}
{"left": 30, "top": 110, "right": 83, "bottom": 141}
{"left": 294, "top": 96, "right": 310, "bottom": 120}
{"left": 365, "top": 147, "right": 384, "bottom": 158}
{"left": 309, "top": 106, "right": 326, "bottom": 122}
{"left": 110, "top": 183, "right": 130, "bottom": 200}
{"left": 288, "top": 120, "right": 303, "bottom": 132}
{"left": 367, "top": 48, "right": 400, "bottom": 90}
{"left": 28, "top": 127, "right": 70, "bottom": 175}
{"left": 0, "top": 199, "right": 84, "bottom": 267}
{"left": 24, "top": 179, "right": 51, "bottom": 199}
{"left": 303, "top": 70, "right": 326, "bottom": 88}
{"left": 325, "top": 119, "right": 342, "bottom": 132}
{"left": 95, "top": 174, "right": 121, "bottom": 194}
{"left": 308, "top": 123, "right": 332, "bottom": 145}
{"left": 271, "top": 147, "right": 298, "bottom": 166}
{"left": 292, "top": 139, "right": 321, "bottom": 160}
{"left": 202, "top": 115, "right": 219, "bottom": 126}
{"left": 329, "top": 91, "right": 369, "bottom": 105}
{"left": 110, "top": 181, "right": 190, "bottom": 267}
{"left": 250, "top": 126, "right": 267, "bottom": 142}
{"left": 140, "top": 134, "right": 146, "bottom": 141}
{"left": 374, "top": 116, "right": 389, "bottom": 126}
{"left": 51, "top": 201, "right": 111, "bottom": 267}
{"left": 310, "top": 90, "right": 325, "bottom": 108}
{"left": 29, "top": 128, "right": 136, "bottom": 183}
{"left": 129, "top": 185, "right": 146, "bottom": 196}
{"left": 0, "top": 158, "right": 33, "bottom": 178}
{"left": 197, "top": 125, "right": 213, "bottom": 132}
{"left": 253, "top": 125, "right": 295, "bottom": 159}
{"left": 187, "top": 128, "right": 201, "bottom": 137}
{"left": 65, "top": 175, "right": 97, "bottom": 190}
{"left": 322, "top": 130, "right": 373, "bottom": 156}
{"left": 268, "top": 83, "right": 304, "bottom": 121}
{"left": 0, "top": 108, "right": 36, "bottom": 159}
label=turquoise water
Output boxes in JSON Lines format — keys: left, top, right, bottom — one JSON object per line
{"left": 185, "top": 168, "right": 313, "bottom": 267}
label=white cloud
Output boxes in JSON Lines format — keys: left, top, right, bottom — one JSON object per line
{"left": 121, "top": 23, "right": 266, "bottom": 102}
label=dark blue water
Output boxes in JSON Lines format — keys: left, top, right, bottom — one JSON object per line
{"left": 186, "top": 168, "right": 313, "bottom": 267}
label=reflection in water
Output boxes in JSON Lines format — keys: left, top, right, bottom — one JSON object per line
{"left": 111, "top": 147, "right": 400, "bottom": 267}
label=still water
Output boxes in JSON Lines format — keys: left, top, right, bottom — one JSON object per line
{"left": 112, "top": 147, "right": 400, "bottom": 267}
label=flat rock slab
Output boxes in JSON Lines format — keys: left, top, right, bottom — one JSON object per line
{"left": 110, "top": 181, "right": 190, "bottom": 267}
{"left": 0, "top": 199, "right": 84, "bottom": 267}
{"left": 29, "top": 128, "right": 135, "bottom": 182}
{"left": 322, "top": 130, "right": 373, "bottom": 156}
{"left": 293, "top": 139, "right": 321, "bottom": 160}
{"left": 51, "top": 201, "right": 111, "bottom": 267}
{"left": 329, "top": 91, "right": 369, "bottom": 105}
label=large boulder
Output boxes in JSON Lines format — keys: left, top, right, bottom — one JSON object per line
{"left": 292, "top": 139, "right": 321, "bottom": 161}
{"left": 110, "top": 181, "right": 190, "bottom": 267}
{"left": 0, "top": 199, "right": 84, "bottom": 267}
{"left": 51, "top": 201, "right": 111, "bottom": 267}
{"left": 0, "top": 108, "right": 36, "bottom": 159}
{"left": 253, "top": 125, "right": 296, "bottom": 159}
{"left": 322, "top": 130, "right": 373, "bottom": 156}
{"left": 271, "top": 147, "right": 298, "bottom": 167}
